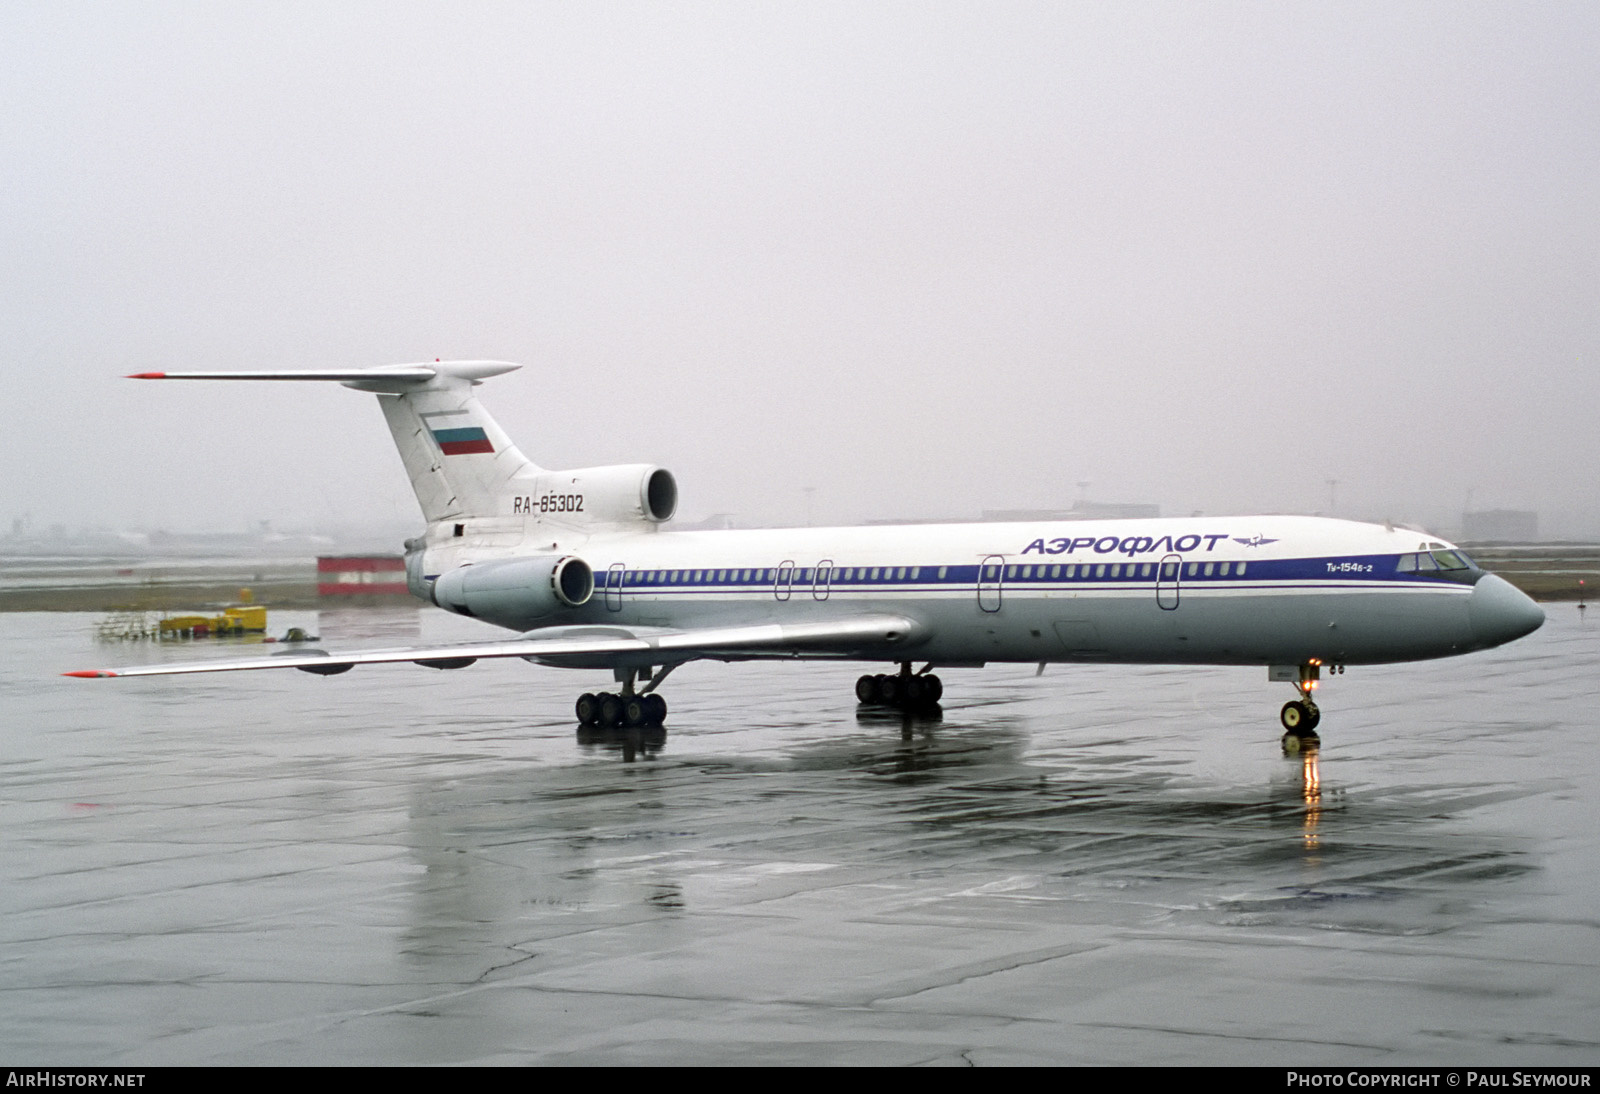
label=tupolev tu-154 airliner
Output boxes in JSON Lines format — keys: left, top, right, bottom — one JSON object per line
{"left": 69, "top": 360, "right": 1545, "bottom": 745}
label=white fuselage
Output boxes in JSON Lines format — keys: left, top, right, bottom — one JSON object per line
{"left": 424, "top": 513, "right": 1538, "bottom": 669}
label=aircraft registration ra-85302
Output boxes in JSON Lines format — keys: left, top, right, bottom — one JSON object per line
{"left": 69, "top": 360, "right": 1545, "bottom": 746}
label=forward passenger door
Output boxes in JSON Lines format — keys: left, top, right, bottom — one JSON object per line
{"left": 978, "top": 555, "right": 1005, "bottom": 612}
{"left": 1156, "top": 554, "right": 1182, "bottom": 611}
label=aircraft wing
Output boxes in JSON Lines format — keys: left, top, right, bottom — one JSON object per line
{"left": 64, "top": 615, "right": 925, "bottom": 678}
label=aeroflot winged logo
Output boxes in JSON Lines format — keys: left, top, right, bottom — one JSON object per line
{"left": 1021, "top": 532, "right": 1280, "bottom": 557}
{"left": 431, "top": 427, "right": 494, "bottom": 456}
{"left": 1022, "top": 532, "right": 1236, "bottom": 557}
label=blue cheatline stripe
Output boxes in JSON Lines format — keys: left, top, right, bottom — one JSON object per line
{"left": 581, "top": 555, "right": 1472, "bottom": 590}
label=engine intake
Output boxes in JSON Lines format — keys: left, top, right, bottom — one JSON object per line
{"left": 526, "top": 464, "right": 677, "bottom": 526}
{"left": 432, "top": 554, "right": 593, "bottom": 628}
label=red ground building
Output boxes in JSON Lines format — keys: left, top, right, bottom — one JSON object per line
{"left": 317, "top": 556, "right": 409, "bottom": 597}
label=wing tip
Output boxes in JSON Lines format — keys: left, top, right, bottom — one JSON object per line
{"left": 125, "top": 372, "right": 166, "bottom": 379}
{"left": 62, "top": 670, "right": 117, "bottom": 678}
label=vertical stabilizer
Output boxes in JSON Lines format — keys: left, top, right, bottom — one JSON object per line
{"left": 371, "top": 374, "right": 543, "bottom": 522}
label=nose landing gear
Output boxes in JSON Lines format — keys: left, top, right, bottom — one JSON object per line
{"left": 1280, "top": 660, "right": 1342, "bottom": 751}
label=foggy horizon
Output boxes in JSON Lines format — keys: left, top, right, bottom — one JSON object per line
{"left": 5, "top": 4, "right": 1597, "bottom": 543}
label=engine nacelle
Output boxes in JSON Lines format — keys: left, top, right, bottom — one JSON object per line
{"left": 431, "top": 554, "right": 594, "bottom": 628}
{"left": 525, "top": 464, "right": 677, "bottom": 527}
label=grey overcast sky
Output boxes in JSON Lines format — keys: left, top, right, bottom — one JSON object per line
{"left": 4, "top": 2, "right": 1597, "bottom": 538}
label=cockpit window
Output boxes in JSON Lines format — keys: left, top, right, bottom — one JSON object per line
{"left": 1396, "top": 550, "right": 1481, "bottom": 584}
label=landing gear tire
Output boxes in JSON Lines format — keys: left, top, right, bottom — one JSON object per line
{"left": 576, "top": 693, "right": 600, "bottom": 726}
{"left": 580, "top": 691, "right": 667, "bottom": 728}
{"left": 1280, "top": 700, "right": 1320, "bottom": 733}
{"left": 857, "top": 670, "right": 942, "bottom": 712}
{"left": 619, "top": 694, "right": 669, "bottom": 727}
{"left": 645, "top": 694, "right": 667, "bottom": 724}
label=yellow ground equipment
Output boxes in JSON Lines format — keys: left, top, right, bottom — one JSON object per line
{"left": 157, "top": 605, "right": 267, "bottom": 638}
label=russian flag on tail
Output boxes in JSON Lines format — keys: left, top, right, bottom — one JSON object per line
{"left": 431, "top": 426, "right": 494, "bottom": 456}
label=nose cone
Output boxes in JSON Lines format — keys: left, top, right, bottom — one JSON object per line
{"left": 1469, "top": 574, "right": 1545, "bottom": 648}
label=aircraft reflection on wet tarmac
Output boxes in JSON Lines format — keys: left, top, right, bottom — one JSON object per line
{"left": 580, "top": 704, "right": 947, "bottom": 761}
{"left": 6, "top": 607, "right": 1597, "bottom": 1064}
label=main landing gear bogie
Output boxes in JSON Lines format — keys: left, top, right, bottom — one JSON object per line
{"left": 577, "top": 690, "right": 667, "bottom": 728}
{"left": 576, "top": 665, "right": 676, "bottom": 728}
{"left": 856, "top": 664, "right": 943, "bottom": 711}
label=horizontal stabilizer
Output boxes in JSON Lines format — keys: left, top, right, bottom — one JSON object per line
{"left": 129, "top": 367, "right": 438, "bottom": 382}
{"left": 64, "top": 615, "right": 925, "bottom": 678}
{"left": 128, "top": 360, "right": 532, "bottom": 519}
{"left": 128, "top": 360, "right": 520, "bottom": 393}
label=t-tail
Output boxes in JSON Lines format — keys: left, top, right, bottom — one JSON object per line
{"left": 129, "top": 361, "right": 678, "bottom": 610}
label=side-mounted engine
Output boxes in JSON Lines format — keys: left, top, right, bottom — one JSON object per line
{"left": 429, "top": 554, "right": 595, "bottom": 630}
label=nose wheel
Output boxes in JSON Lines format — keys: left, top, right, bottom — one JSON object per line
{"left": 1279, "top": 660, "right": 1337, "bottom": 748}
{"left": 1280, "top": 699, "right": 1320, "bottom": 732}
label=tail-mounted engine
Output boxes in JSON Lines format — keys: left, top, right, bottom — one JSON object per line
{"left": 431, "top": 554, "right": 594, "bottom": 629}
{"left": 515, "top": 464, "right": 677, "bottom": 528}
